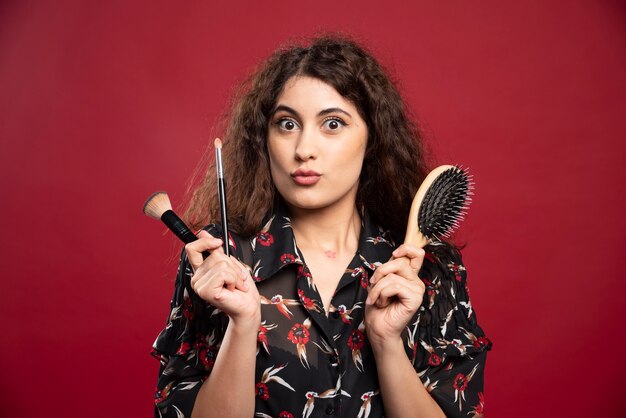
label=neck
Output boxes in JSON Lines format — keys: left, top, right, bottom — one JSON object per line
{"left": 288, "top": 203, "right": 361, "bottom": 256}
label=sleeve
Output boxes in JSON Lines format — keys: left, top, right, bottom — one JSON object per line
{"left": 151, "top": 225, "right": 234, "bottom": 418}
{"left": 406, "top": 242, "right": 491, "bottom": 417}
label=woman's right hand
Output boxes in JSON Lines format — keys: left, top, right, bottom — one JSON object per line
{"left": 186, "top": 230, "right": 261, "bottom": 324}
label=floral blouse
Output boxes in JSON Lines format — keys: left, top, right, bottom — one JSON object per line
{"left": 152, "top": 206, "right": 491, "bottom": 418}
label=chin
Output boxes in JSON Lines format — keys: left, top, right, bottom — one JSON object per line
{"left": 282, "top": 195, "right": 328, "bottom": 211}
{"left": 279, "top": 188, "right": 358, "bottom": 213}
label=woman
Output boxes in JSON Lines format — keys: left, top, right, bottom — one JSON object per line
{"left": 152, "top": 35, "right": 491, "bottom": 418}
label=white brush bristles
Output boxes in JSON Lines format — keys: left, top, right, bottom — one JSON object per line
{"left": 142, "top": 191, "right": 173, "bottom": 220}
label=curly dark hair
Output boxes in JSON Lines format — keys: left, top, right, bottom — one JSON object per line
{"left": 184, "top": 34, "right": 432, "bottom": 237}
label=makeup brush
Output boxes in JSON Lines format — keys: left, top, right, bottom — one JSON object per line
{"left": 142, "top": 191, "right": 199, "bottom": 244}
{"left": 404, "top": 165, "right": 473, "bottom": 248}
{"left": 214, "top": 138, "right": 230, "bottom": 257}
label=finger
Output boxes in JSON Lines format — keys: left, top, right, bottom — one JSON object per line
{"left": 190, "top": 257, "right": 236, "bottom": 289}
{"left": 367, "top": 273, "right": 405, "bottom": 305}
{"left": 367, "top": 274, "right": 423, "bottom": 308}
{"left": 193, "top": 242, "right": 234, "bottom": 276}
{"left": 375, "top": 282, "right": 405, "bottom": 308}
{"left": 194, "top": 267, "right": 241, "bottom": 301}
{"left": 231, "top": 256, "right": 252, "bottom": 278}
{"left": 190, "top": 251, "right": 250, "bottom": 297}
{"left": 185, "top": 230, "right": 223, "bottom": 271}
{"left": 229, "top": 256, "right": 250, "bottom": 291}
{"left": 392, "top": 244, "right": 426, "bottom": 271}
{"left": 392, "top": 243, "right": 426, "bottom": 260}
{"left": 367, "top": 275, "right": 403, "bottom": 307}
{"left": 214, "top": 257, "right": 250, "bottom": 292}
{"left": 370, "top": 257, "right": 420, "bottom": 285}
{"left": 212, "top": 255, "right": 248, "bottom": 288}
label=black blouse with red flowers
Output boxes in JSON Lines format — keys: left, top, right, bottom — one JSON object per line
{"left": 152, "top": 205, "right": 491, "bottom": 418}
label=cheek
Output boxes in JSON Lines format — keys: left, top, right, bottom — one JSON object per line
{"left": 348, "top": 153, "right": 366, "bottom": 182}
{"left": 267, "top": 140, "right": 281, "bottom": 170}
{"left": 337, "top": 138, "right": 367, "bottom": 175}
{"left": 267, "top": 140, "right": 291, "bottom": 180}
{"left": 324, "top": 148, "right": 365, "bottom": 190}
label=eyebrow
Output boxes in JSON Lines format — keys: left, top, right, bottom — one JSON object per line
{"left": 271, "top": 105, "right": 353, "bottom": 119}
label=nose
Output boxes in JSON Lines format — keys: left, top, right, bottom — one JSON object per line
{"left": 294, "top": 126, "right": 319, "bottom": 161}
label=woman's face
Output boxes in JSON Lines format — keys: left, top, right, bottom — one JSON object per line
{"left": 267, "top": 76, "right": 368, "bottom": 213}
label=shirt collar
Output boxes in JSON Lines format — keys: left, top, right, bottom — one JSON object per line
{"left": 250, "top": 204, "right": 397, "bottom": 282}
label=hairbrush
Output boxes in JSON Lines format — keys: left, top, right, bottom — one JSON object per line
{"left": 404, "top": 165, "right": 473, "bottom": 248}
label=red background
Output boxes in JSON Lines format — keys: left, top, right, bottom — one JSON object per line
{"left": 1, "top": 1, "right": 625, "bottom": 417}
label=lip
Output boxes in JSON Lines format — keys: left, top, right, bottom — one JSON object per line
{"left": 291, "top": 169, "right": 322, "bottom": 186}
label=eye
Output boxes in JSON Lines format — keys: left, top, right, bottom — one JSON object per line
{"left": 322, "top": 117, "right": 346, "bottom": 132}
{"left": 276, "top": 118, "right": 299, "bottom": 131}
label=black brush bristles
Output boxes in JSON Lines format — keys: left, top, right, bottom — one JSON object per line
{"left": 418, "top": 166, "right": 473, "bottom": 241}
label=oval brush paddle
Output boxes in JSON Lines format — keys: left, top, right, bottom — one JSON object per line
{"left": 404, "top": 164, "right": 473, "bottom": 248}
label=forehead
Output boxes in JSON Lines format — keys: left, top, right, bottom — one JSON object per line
{"left": 276, "top": 76, "right": 356, "bottom": 111}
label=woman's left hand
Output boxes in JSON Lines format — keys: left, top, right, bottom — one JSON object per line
{"left": 364, "top": 244, "right": 426, "bottom": 349}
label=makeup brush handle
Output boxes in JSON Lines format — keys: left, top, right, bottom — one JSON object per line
{"left": 161, "top": 210, "right": 197, "bottom": 243}
{"left": 160, "top": 210, "right": 210, "bottom": 258}
{"left": 217, "top": 178, "right": 230, "bottom": 257}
